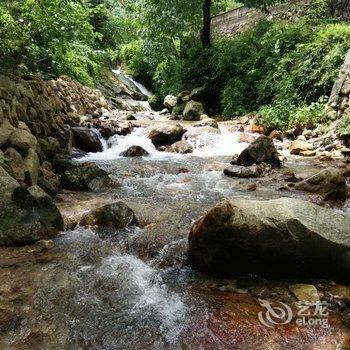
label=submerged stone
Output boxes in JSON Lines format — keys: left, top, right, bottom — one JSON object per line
{"left": 79, "top": 202, "right": 137, "bottom": 229}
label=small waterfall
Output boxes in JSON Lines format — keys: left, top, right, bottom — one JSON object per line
{"left": 112, "top": 68, "right": 152, "bottom": 97}
{"left": 111, "top": 68, "right": 153, "bottom": 112}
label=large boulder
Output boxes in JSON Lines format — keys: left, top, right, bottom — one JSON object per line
{"left": 189, "top": 197, "right": 350, "bottom": 280}
{"left": 60, "top": 163, "right": 118, "bottom": 191}
{"left": 183, "top": 101, "right": 204, "bottom": 121}
{"left": 237, "top": 136, "right": 281, "bottom": 167}
{"left": 79, "top": 202, "right": 137, "bottom": 229}
{"left": 7, "top": 128, "right": 37, "bottom": 155}
{"left": 0, "top": 118, "right": 14, "bottom": 147}
{"left": 164, "top": 95, "right": 178, "bottom": 109}
{"left": 294, "top": 167, "right": 346, "bottom": 202}
{"left": 148, "top": 124, "right": 185, "bottom": 147}
{"left": 120, "top": 145, "right": 149, "bottom": 157}
{"left": 71, "top": 127, "right": 103, "bottom": 153}
{"left": 0, "top": 167, "right": 63, "bottom": 246}
{"left": 52, "top": 158, "right": 76, "bottom": 174}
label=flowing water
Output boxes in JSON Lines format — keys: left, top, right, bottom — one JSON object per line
{"left": 111, "top": 68, "right": 153, "bottom": 112}
{"left": 1, "top": 122, "right": 350, "bottom": 350}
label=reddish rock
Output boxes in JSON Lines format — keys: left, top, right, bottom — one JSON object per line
{"left": 289, "top": 140, "right": 313, "bottom": 155}
{"left": 269, "top": 130, "right": 283, "bottom": 140}
{"left": 245, "top": 124, "right": 265, "bottom": 134}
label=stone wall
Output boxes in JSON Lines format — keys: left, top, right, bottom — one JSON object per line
{"left": 211, "top": 1, "right": 302, "bottom": 36}
{"left": 328, "top": 0, "right": 350, "bottom": 20}
{"left": 0, "top": 75, "right": 110, "bottom": 139}
{"left": 328, "top": 50, "right": 350, "bottom": 120}
{"left": 0, "top": 73, "right": 114, "bottom": 196}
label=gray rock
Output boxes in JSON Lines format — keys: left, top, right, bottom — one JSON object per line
{"left": 23, "top": 148, "right": 40, "bottom": 186}
{"left": 224, "top": 165, "right": 262, "bottom": 178}
{"left": 38, "top": 137, "right": 60, "bottom": 159}
{"left": 60, "top": 163, "right": 118, "bottom": 191}
{"left": 0, "top": 118, "right": 14, "bottom": 147}
{"left": 183, "top": 101, "right": 204, "bottom": 121}
{"left": 52, "top": 158, "right": 76, "bottom": 174}
{"left": 120, "top": 146, "right": 149, "bottom": 157}
{"left": 71, "top": 127, "right": 103, "bottom": 153}
{"left": 164, "top": 95, "right": 178, "bottom": 109}
{"left": 193, "top": 118, "right": 218, "bottom": 129}
{"left": 167, "top": 140, "right": 193, "bottom": 154}
{"left": 148, "top": 124, "right": 185, "bottom": 147}
{"left": 189, "top": 197, "right": 350, "bottom": 280}
{"left": 3, "top": 148, "right": 25, "bottom": 184}
{"left": 0, "top": 167, "right": 63, "bottom": 246}
{"left": 7, "top": 128, "right": 37, "bottom": 155}
{"left": 294, "top": 167, "right": 346, "bottom": 202}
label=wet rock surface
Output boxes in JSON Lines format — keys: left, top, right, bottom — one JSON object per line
{"left": 148, "top": 123, "right": 185, "bottom": 146}
{"left": 224, "top": 165, "right": 262, "bottom": 178}
{"left": 294, "top": 167, "right": 347, "bottom": 202}
{"left": 167, "top": 140, "right": 194, "bottom": 154}
{"left": 189, "top": 197, "right": 350, "bottom": 280}
{"left": 120, "top": 145, "right": 149, "bottom": 157}
{"left": 71, "top": 127, "right": 103, "bottom": 153}
{"left": 79, "top": 202, "right": 137, "bottom": 229}
{"left": 237, "top": 136, "right": 281, "bottom": 167}
{"left": 0, "top": 167, "right": 63, "bottom": 245}
{"left": 59, "top": 163, "right": 118, "bottom": 191}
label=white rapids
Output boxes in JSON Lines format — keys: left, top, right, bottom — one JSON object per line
{"left": 79, "top": 124, "right": 251, "bottom": 162}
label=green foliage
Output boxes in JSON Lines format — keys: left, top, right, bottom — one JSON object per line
{"left": 256, "top": 22, "right": 350, "bottom": 129}
{"left": 336, "top": 115, "right": 350, "bottom": 136}
{"left": 259, "top": 99, "right": 327, "bottom": 130}
{"left": 213, "top": 20, "right": 311, "bottom": 116}
{"left": 0, "top": 7, "right": 22, "bottom": 65}
{"left": 0, "top": 0, "right": 132, "bottom": 85}
{"left": 269, "top": 23, "right": 350, "bottom": 105}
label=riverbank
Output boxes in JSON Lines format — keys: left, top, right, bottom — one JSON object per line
{"left": 0, "top": 70, "right": 350, "bottom": 349}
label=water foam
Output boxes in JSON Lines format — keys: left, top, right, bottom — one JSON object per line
{"left": 98, "top": 254, "right": 187, "bottom": 341}
{"left": 79, "top": 124, "right": 251, "bottom": 162}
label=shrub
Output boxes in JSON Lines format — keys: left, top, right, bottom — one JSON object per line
{"left": 259, "top": 98, "right": 327, "bottom": 130}
{"left": 269, "top": 23, "right": 350, "bottom": 106}
{"left": 212, "top": 20, "right": 312, "bottom": 116}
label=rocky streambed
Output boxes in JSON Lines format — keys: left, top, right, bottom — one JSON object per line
{"left": 0, "top": 115, "right": 350, "bottom": 349}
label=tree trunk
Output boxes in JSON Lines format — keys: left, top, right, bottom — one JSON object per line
{"left": 201, "top": 0, "right": 212, "bottom": 48}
